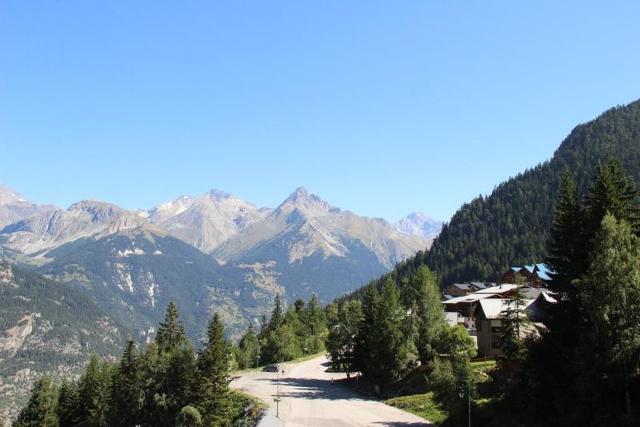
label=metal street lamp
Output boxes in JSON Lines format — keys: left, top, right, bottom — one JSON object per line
{"left": 459, "top": 380, "right": 471, "bottom": 427}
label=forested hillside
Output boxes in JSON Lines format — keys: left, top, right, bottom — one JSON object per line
{"left": 426, "top": 99, "right": 640, "bottom": 285}
{"left": 0, "top": 263, "right": 127, "bottom": 422}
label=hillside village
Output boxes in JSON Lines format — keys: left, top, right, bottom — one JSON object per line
{"left": 442, "top": 264, "right": 556, "bottom": 358}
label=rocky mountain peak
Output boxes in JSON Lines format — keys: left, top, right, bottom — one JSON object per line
{"left": 0, "top": 185, "right": 26, "bottom": 206}
{"left": 67, "top": 200, "right": 125, "bottom": 223}
{"left": 395, "top": 212, "right": 443, "bottom": 238}
{"left": 277, "top": 187, "right": 336, "bottom": 218}
{"left": 206, "top": 189, "right": 233, "bottom": 200}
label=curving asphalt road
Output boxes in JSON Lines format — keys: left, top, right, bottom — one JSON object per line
{"left": 230, "top": 355, "right": 432, "bottom": 427}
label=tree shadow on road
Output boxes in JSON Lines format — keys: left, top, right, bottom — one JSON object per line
{"left": 371, "top": 422, "right": 433, "bottom": 426}
{"left": 255, "top": 376, "right": 363, "bottom": 401}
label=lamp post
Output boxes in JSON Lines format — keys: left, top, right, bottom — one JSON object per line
{"left": 274, "top": 363, "right": 281, "bottom": 418}
{"left": 459, "top": 380, "right": 471, "bottom": 427}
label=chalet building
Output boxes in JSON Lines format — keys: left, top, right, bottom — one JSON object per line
{"left": 442, "top": 284, "right": 520, "bottom": 329}
{"left": 444, "top": 281, "right": 493, "bottom": 297}
{"left": 475, "top": 291, "right": 557, "bottom": 358}
{"left": 499, "top": 263, "right": 553, "bottom": 288}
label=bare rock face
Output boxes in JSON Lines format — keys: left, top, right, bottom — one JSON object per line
{"left": 214, "top": 187, "right": 431, "bottom": 269}
{"left": 0, "top": 200, "right": 149, "bottom": 255}
{"left": 148, "top": 189, "right": 268, "bottom": 253}
{"left": 0, "top": 185, "right": 55, "bottom": 230}
{"left": 395, "top": 212, "right": 443, "bottom": 239}
{"left": 0, "top": 314, "right": 34, "bottom": 357}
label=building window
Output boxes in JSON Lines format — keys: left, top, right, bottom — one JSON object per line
{"left": 490, "top": 326, "right": 501, "bottom": 349}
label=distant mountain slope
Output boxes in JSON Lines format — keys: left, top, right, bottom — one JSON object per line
{"left": 214, "top": 187, "right": 430, "bottom": 300}
{"left": 148, "top": 190, "right": 268, "bottom": 253}
{"left": 0, "top": 186, "right": 430, "bottom": 336}
{"left": 0, "top": 200, "right": 147, "bottom": 255}
{"left": 395, "top": 212, "right": 443, "bottom": 239}
{"left": 0, "top": 262, "right": 126, "bottom": 422}
{"left": 37, "top": 227, "right": 275, "bottom": 341}
{"left": 0, "top": 185, "right": 55, "bottom": 230}
{"left": 426, "top": 99, "right": 640, "bottom": 285}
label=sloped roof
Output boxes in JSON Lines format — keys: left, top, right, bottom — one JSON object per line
{"left": 442, "top": 293, "right": 498, "bottom": 305}
{"left": 537, "top": 290, "right": 558, "bottom": 304}
{"left": 478, "top": 298, "right": 535, "bottom": 319}
{"left": 475, "top": 284, "right": 519, "bottom": 294}
{"left": 521, "top": 286, "right": 544, "bottom": 299}
{"left": 469, "top": 281, "right": 490, "bottom": 289}
{"left": 449, "top": 283, "right": 474, "bottom": 290}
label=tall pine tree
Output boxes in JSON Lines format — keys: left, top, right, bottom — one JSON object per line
{"left": 156, "top": 301, "right": 188, "bottom": 352}
{"left": 196, "top": 313, "right": 231, "bottom": 426}
{"left": 13, "top": 376, "right": 59, "bottom": 427}
{"left": 110, "top": 340, "right": 142, "bottom": 426}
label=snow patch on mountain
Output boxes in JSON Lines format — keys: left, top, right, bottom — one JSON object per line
{"left": 395, "top": 212, "right": 443, "bottom": 239}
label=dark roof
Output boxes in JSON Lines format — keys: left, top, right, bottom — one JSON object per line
{"left": 449, "top": 283, "right": 473, "bottom": 290}
{"left": 469, "top": 281, "right": 489, "bottom": 290}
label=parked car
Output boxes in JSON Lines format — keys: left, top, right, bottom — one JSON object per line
{"left": 262, "top": 364, "right": 279, "bottom": 372}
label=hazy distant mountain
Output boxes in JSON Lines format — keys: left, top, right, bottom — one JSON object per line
{"left": 0, "top": 185, "right": 54, "bottom": 230}
{"left": 0, "top": 200, "right": 148, "bottom": 255}
{"left": 148, "top": 190, "right": 269, "bottom": 253}
{"left": 395, "top": 212, "right": 443, "bottom": 239}
{"left": 213, "top": 187, "right": 431, "bottom": 300}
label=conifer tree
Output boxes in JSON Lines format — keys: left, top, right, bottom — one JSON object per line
{"left": 57, "top": 379, "right": 80, "bottom": 427}
{"left": 195, "top": 313, "right": 231, "bottom": 426}
{"left": 303, "top": 294, "right": 327, "bottom": 354}
{"left": 13, "top": 376, "right": 59, "bottom": 427}
{"left": 110, "top": 340, "right": 142, "bottom": 426}
{"left": 355, "top": 278, "right": 415, "bottom": 391}
{"left": 583, "top": 161, "right": 640, "bottom": 238}
{"left": 546, "top": 174, "right": 584, "bottom": 296}
{"left": 410, "top": 266, "right": 446, "bottom": 363}
{"left": 77, "top": 355, "right": 112, "bottom": 425}
{"left": 327, "top": 300, "right": 363, "bottom": 376}
{"left": 156, "top": 302, "right": 188, "bottom": 352}
{"left": 237, "top": 324, "right": 260, "bottom": 368}
{"left": 499, "top": 286, "right": 530, "bottom": 363}
{"left": 578, "top": 215, "right": 640, "bottom": 422}
{"left": 269, "top": 294, "right": 284, "bottom": 331}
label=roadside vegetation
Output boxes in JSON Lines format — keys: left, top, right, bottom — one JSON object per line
{"left": 233, "top": 294, "right": 328, "bottom": 368}
{"left": 385, "top": 392, "right": 447, "bottom": 425}
{"left": 12, "top": 303, "right": 264, "bottom": 427}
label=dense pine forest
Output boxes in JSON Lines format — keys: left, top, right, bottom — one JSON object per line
{"left": 426, "top": 100, "right": 640, "bottom": 285}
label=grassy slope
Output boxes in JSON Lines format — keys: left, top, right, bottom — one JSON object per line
{"left": 385, "top": 360, "right": 497, "bottom": 426}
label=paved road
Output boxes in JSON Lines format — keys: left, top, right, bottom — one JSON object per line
{"left": 230, "top": 356, "right": 432, "bottom": 427}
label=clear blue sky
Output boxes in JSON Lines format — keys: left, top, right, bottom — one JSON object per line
{"left": 1, "top": 1, "right": 639, "bottom": 221}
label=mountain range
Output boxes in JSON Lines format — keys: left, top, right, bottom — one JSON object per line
{"left": 0, "top": 185, "right": 437, "bottom": 419}
{"left": 0, "top": 186, "right": 437, "bottom": 339}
